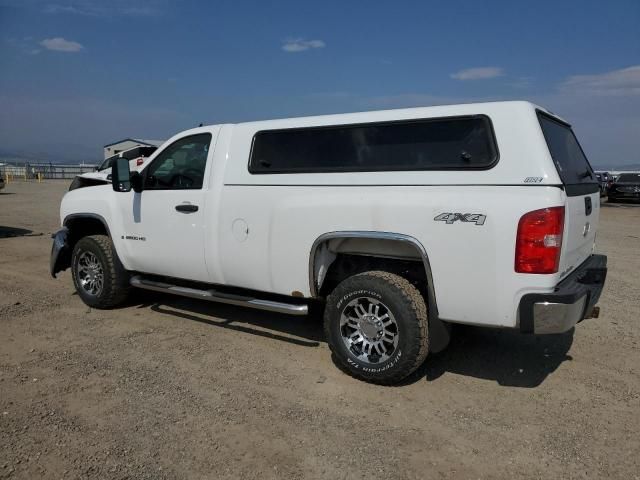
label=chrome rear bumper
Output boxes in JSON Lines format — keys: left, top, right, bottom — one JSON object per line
{"left": 519, "top": 254, "right": 607, "bottom": 334}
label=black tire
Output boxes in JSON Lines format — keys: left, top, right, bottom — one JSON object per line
{"left": 324, "top": 271, "right": 429, "bottom": 385}
{"left": 71, "top": 235, "right": 130, "bottom": 309}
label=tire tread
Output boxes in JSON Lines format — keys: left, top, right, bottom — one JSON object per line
{"left": 324, "top": 270, "right": 429, "bottom": 385}
{"left": 72, "top": 235, "right": 130, "bottom": 309}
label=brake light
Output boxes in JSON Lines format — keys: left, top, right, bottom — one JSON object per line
{"left": 515, "top": 207, "right": 565, "bottom": 274}
{"left": 136, "top": 157, "right": 144, "bottom": 166}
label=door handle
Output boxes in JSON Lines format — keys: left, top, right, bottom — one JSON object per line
{"left": 175, "top": 204, "right": 199, "bottom": 213}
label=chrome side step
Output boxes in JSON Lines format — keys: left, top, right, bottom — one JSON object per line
{"left": 129, "top": 275, "right": 308, "bottom": 316}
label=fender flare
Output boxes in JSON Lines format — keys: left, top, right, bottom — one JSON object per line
{"left": 308, "top": 231, "right": 438, "bottom": 313}
{"left": 308, "top": 231, "right": 449, "bottom": 352}
{"left": 51, "top": 213, "right": 122, "bottom": 276}
{"left": 63, "top": 212, "right": 112, "bottom": 236}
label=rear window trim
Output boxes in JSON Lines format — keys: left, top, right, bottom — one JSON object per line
{"left": 536, "top": 109, "right": 599, "bottom": 196}
{"left": 536, "top": 109, "right": 572, "bottom": 128}
{"left": 247, "top": 114, "right": 500, "bottom": 174}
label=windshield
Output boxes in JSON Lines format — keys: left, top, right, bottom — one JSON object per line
{"left": 537, "top": 112, "right": 597, "bottom": 193}
{"left": 617, "top": 173, "right": 640, "bottom": 183}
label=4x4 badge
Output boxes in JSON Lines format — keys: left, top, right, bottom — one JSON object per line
{"left": 434, "top": 213, "right": 487, "bottom": 226}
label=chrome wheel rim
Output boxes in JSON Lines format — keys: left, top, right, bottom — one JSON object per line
{"left": 340, "top": 297, "right": 399, "bottom": 364}
{"left": 77, "top": 251, "right": 104, "bottom": 296}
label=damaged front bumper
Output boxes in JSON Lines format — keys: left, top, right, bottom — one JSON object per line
{"left": 50, "top": 227, "right": 70, "bottom": 278}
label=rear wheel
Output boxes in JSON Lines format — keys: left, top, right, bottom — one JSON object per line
{"left": 324, "top": 271, "right": 429, "bottom": 385}
{"left": 71, "top": 235, "right": 130, "bottom": 309}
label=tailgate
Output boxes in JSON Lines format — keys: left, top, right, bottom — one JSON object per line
{"left": 537, "top": 111, "right": 600, "bottom": 276}
{"left": 562, "top": 192, "right": 599, "bottom": 276}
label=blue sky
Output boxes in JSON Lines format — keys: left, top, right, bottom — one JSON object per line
{"left": 0, "top": 0, "right": 639, "bottom": 166}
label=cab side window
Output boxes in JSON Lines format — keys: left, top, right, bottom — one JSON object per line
{"left": 144, "top": 133, "right": 211, "bottom": 189}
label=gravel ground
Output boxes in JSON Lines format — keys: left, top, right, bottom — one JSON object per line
{"left": 1, "top": 180, "right": 639, "bottom": 479}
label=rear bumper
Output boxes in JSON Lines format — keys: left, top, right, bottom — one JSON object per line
{"left": 519, "top": 254, "right": 607, "bottom": 334}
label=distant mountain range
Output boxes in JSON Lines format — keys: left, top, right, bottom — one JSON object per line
{"left": 0, "top": 144, "right": 101, "bottom": 165}
{"left": 593, "top": 163, "right": 640, "bottom": 172}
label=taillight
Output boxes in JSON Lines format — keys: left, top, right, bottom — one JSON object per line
{"left": 136, "top": 157, "right": 144, "bottom": 166}
{"left": 515, "top": 206, "right": 565, "bottom": 274}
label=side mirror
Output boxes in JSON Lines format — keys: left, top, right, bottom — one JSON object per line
{"left": 112, "top": 158, "right": 131, "bottom": 192}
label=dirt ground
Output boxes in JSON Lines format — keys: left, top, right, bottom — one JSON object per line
{"left": 1, "top": 180, "right": 639, "bottom": 480}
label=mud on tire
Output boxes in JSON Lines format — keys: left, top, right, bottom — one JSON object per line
{"left": 324, "top": 271, "right": 429, "bottom": 385}
{"left": 71, "top": 235, "right": 130, "bottom": 309}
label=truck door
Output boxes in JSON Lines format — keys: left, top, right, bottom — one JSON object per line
{"left": 117, "top": 130, "right": 218, "bottom": 282}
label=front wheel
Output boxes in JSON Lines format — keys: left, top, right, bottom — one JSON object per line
{"left": 71, "top": 235, "right": 130, "bottom": 309}
{"left": 324, "top": 271, "right": 429, "bottom": 385}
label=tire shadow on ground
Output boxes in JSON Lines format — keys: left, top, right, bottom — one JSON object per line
{"left": 126, "top": 291, "right": 574, "bottom": 388}
{"left": 403, "top": 324, "right": 575, "bottom": 388}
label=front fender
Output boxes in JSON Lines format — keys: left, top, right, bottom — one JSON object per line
{"left": 50, "top": 227, "right": 70, "bottom": 278}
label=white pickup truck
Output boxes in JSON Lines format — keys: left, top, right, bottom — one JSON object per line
{"left": 51, "top": 101, "right": 607, "bottom": 384}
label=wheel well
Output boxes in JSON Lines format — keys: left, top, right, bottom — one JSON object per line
{"left": 64, "top": 216, "right": 109, "bottom": 251}
{"left": 319, "top": 254, "right": 428, "bottom": 299}
{"left": 310, "top": 233, "right": 449, "bottom": 353}
{"left": 311, "top": 234, "right": 432, "bottom": 298}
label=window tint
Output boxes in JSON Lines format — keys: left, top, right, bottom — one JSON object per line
{"left": 538, "top": 113, "right": 597, "bottom": 188}
{"left": 144, "top": 134, "right": 211, "bottom": 189}
{"left": 249, "top": 116, "right": 497, "bottom": 174}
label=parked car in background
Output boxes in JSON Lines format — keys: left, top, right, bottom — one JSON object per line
{"left": 608, "top": 173, "right": 640, "bottom": 203}
{"left": 595, "top": 171, "right": 613, "bottom": 196}
{"left": 99, "top": 146, "right": 159, "bottom": 172}
{"left": 595, "top": 173, "right": 606, "bottom": 196}
{"left": 0, "top": 175, "right": 5, "bottom": 190}
{"left": 70, "top": 145, "right": 160, "bottom": 190}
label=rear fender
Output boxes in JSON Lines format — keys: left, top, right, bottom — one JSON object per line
{"left": 309, "top": 231, "right": 450, "bottom": 353}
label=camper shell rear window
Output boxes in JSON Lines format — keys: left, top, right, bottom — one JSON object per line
{"left": 537, "top": 111, "right": 599, "bottom": 195}
{"left": 249, "top": 115, "right": 498, "bottom": 174}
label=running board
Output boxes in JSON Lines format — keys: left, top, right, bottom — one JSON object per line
{"left": 129, "top": 276, "right": 308, "bottom": 316}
